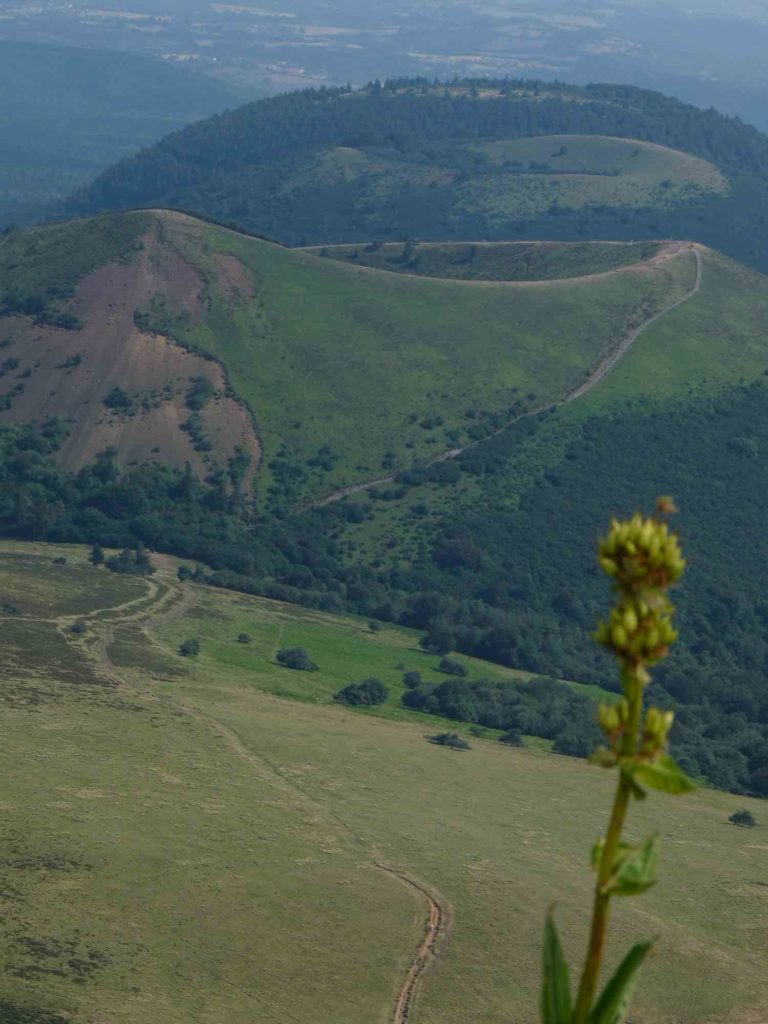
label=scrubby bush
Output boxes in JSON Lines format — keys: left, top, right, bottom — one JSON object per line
{"left": 276, "top": 647, "right": 317, "bottom": 672}
{"left": 439, "top": 655, "right": 468, "bottom": 677}
{"left": 429, "top": 732, "right": 470, "bottom": 750}
{"left": 403, "top": 670, "right": 422, "bottom": 688}
{"left": 729, "top": 809, "right": 757, "bottom": 827}
{"left": 499, "top": 729, "right": 522, "bottom": 746}
{"left": 179, "top": 638, "right": 200, "bottom": 657}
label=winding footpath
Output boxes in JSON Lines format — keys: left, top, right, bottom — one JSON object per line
{"left": 313, "top": 244, "right": 703, "bottom": 508}
{"left": 44, "top": 567, "right": 448, "bottom": 1024}
{"left": 376, "top": 864, "right": 446, "bottom": 1024}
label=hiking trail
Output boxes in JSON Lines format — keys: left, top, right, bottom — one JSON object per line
{"left": 312, "top": 244, "right": 703, "bottom": 508}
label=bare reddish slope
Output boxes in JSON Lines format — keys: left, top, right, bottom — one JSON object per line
{"left": 0, "top": 223, "right": 260, "bottom": 478}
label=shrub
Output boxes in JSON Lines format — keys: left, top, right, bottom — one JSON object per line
{"left": 69, "top": 621, "right": 87, "bottom": 635}
{"left": 237, "top": 633, "right": 252, "bottom": 644}
{"left": 439, "top": 655, "right": 468, "bottom": 677}
{"left": 179, "top": 638, "right": 200, "bottom": 657}
{"left": 729, "top": 809, "right": 757, "bottom": 827}
{"left": 52, "top": 556, "right": 67, "bottom": 565}
{"left": 499, "top": 729, "right": 522, "bottom": 746}
{"left": 89, "top": 544, "right": 104, "bottom": 566}
{"left": 429, "top": 732, "right": 470, "bottom": 750}
{"left": 368, "top": 619, "right": 382, "bottom": 633}
{"left": 276, "top": 646, "right": 317, "bottom": 672}
{"left": 334, "top": 677, "right": 389, "bottom": 706}
{"left": 403, "top": 670, "right": 422, "bottom": 689}
{"left": 103, "top": 386, "right": 133, "bottom": 411}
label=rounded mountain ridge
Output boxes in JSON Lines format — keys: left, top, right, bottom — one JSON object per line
{"left": 63, "top": 78, "right": 768, "bottom": 271}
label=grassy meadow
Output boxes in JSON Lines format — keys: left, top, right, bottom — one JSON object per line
{"left": 167, "top": 215, "right": 693, "bottom": 495}
{"left": 0, "top": 543, "right": 765, "bottom": 1024}
{"left": 286, "top": 134, "right": 727, "bottom": 231}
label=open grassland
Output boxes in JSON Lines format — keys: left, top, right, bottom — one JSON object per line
{"left": 0, "top": 210, "right": 696, "bottom": 500}
{"left": 0, "top": 544, "right": 766, "bottom": 1024}
{"left": 168, "top": 215, "right": 694, "bottom": 495}
{"left": 301, "top": 240, "right": 662, "bottom": 282}
{"left": 287, "top": 135, "right": 727, "bottom": 229}
{"left": 460, "top": 135, "right": 728, "bottom": 218}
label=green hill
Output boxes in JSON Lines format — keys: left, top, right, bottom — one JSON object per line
{"left": 0, "top": 543, "right": 765, "bottom": 1024}
{"left": 64, "top": 79, "right": 768, "bottom": 272}
{"left": 1, "top": 210, "right": 768, "bottom": 795}
{"left": 0, "top": 39, "right": 246, "bottom": 228}
{"left": 0, "top": 210, "right": 693, "bottom": 490}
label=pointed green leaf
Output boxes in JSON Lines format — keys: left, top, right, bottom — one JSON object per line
{"left": 633, "top": 755, "right": 695, "bottom": 795}
{"left": 608, "top": 835, "right": 659, "bottom": 897}
{"left": 588, "top": 940, "right": 653, "bottom": 1024}
{"left": 541, "top": 913, "right": 572, "bottom": 1024}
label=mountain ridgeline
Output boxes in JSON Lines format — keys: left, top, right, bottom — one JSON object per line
{"left": 1, "top": 209, "right": 768, "bottom": 795}
{"left": 66, "top": 78, "right": 768, "bottom": 271}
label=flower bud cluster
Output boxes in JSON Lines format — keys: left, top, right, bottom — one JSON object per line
{"left": 597, "top": 698, "right": 629, "bottom": 743}
{"left": 595, "top": 700, "right": 675, "bottom": 764}
{"left": 594, "top": 595, "right": 677, "bottom": 666}
{"left": 640, "top": 707, "right": 675, "bottom": 758}
{"left": 598, "top": 513, "right": 685, "bottom": 593}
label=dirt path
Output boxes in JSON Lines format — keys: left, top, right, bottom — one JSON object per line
{"left": 376, "top": 864, "right": 446, "bottom": 1024}
{"left": 52, "top": 568, "right": 448, "bottom": 1024}
{"left": 312, "top": 244, "right": 703, "bottom": 508}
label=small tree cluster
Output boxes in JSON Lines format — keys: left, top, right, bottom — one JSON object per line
{"left": 334, "top": 677, "right": 389, "bottom": 706}
{"left": 105, "top": 546, "right": 155, "bottom": 576}
{"left": 178, "top": 564, "right": 206, "bottom": 583}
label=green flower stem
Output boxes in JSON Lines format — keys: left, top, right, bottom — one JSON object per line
{"left": 572, "top": 665, "right": 644, "bottom": 1024}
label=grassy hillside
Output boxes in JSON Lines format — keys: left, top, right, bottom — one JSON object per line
{"left": 0, "top": 40, "right": 245, "bottom": 228}
{"left": 64, "top": 78, "right": 768, "bottom": 272}
{"left": 2, "top": 211, "right": 768, "bottom": 794}
{"left": 0, "top": 210, "right": 693, "bottom": 493}
{"left": 0, "top": 543, "right": 765, "bottom": 1024}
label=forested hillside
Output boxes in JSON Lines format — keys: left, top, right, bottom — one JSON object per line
{"left": 1, "top": 209, "right": 768, "bottom": 795}
{"left": 66, "top": 78, "right": 768, "bottom": 271}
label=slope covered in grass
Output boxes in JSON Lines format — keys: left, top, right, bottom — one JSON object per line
{"left": 2, "top": 210, "right": 768, "bottom": 794}
{"left": 0, "top": 544, "right": 765, "bottom": 1024}
{"left": 0, "top": 210, "right": 694, "bottom": 495}
{"left": 64, "top": 79, "right": 768, "bottom": 272}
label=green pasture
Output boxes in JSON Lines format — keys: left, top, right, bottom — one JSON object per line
{"left": 0, "top": 547, "right": 765, "bottom": 1024}
{"left": 169, "top": 215, "right": 692, "bottom": 495}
